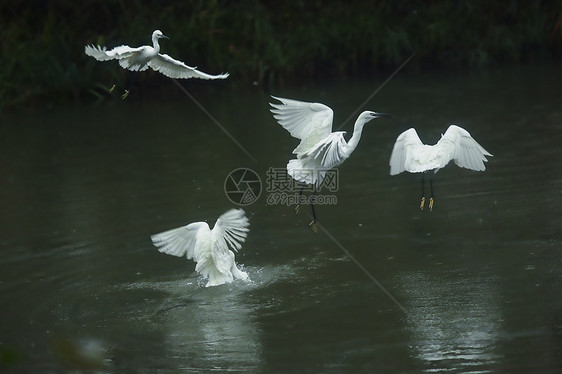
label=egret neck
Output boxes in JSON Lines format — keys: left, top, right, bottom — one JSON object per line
{"left": 152, "top": 30, "right": 167, "bottom": 53}
{"left": 345, "top": 118, "right": 369, "bottom": 155}
{"left": 346, "top": 112, "right": 390, "bottom": 155}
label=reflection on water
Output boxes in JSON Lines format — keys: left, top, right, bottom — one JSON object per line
{"left": 126, "top": 277, "right": 263, "bottom": 372}
{"left": 114, "top": 256, "right": 336, "bottom": 372}
{"left": 401, "top": 270, "right": 502, "bottom": 373}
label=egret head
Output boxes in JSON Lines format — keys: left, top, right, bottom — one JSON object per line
{"left": 359, "top": 111, "right": 392, "bottom": 125}
{"left": 153, "top": 30, "right": 169, "bottom": 40}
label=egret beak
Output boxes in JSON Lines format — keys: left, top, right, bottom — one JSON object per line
{"left": 160, "top": 34, "right": 169, "bottom": 39}
{"left": 375, "top": 112, "right": 392, "bottom": 118}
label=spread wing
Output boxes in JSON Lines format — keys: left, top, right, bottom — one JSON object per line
{"left": 300, "top": 132, "right": 348, "bottom": 170}
{"left": 210, "top": 209, "right": 249, "bottom": 274}
{"left": 84, "top": 44, "right": 144, "bottom": 61}
{"left": 389, "top": 128, "right": 424, "bottom": 175}
{"left": 148, "top": 53, "right": 229, "bottom": 79}
{"left": 270, "top": 96, "right": 334, "bottom": 151}
{"left": 439, "top": 125, "right": 493, "bottom": 171}
{"left": 151, "top": 221, "right": 209, "bottom": 261}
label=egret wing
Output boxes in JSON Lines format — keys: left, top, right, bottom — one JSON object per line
{"left": 148, "top": 54, "right": 229, "bottom": 79}
{"left": 229, "top": 250, "right": 249, "bottom": 281}
{"left": 440, "top": 125, "right": 493, "bottom": 171}
{"left": 211, "top": 209, "right": 249, "bottom": 252}
{"left": 151, "top": 222, "right": 209, "bottom": 261}
{"left": 301, "top": 132, "right": 347, "bottom": 170}
{"left": 389, "top": 128, "right": 423, "bottom": 175}
{"left": 270, "top": 96, "right": 334, "bottom": 142}
{"left": 84, "top": 44, "right": 144, "bottom": 61}
{"left": 210, "top": 209, "right": 250, "bottom": 274}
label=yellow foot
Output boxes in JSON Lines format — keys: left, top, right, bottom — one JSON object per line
{"left": 429, "top": 197, "right": 434, "bottom": 212}
{"left": 108, "top": 84, "right": 116, "bottom": 93}
{"left": 294, "top": 205, "right": 301, "bottom": 215}
{"left": 121, "top": 90, "right": 129, "bottom": 99}
{"left": 309, "top": 220, "right": 318, "bottom": 233}
{"left": 420, "top": 197, "right": 425, "bottom": 210}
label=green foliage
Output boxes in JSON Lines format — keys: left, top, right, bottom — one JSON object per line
{"left": 0, "top": 0, "right": 560, "bottom": 109}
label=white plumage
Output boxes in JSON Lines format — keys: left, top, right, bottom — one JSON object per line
{"left": 270, "top": 96, "right": 391, "bottom": 188}
{"left": 85, "top": 30, "right": 229, "bottom": 80}
{"left": 389, "top": 125, "right": 493, "bottom": 175}
{"left": 389, "top": 125, "right": 493, "bottom": 211}
{"left": 151, "top": 209, "right": 249, "bottom": 287}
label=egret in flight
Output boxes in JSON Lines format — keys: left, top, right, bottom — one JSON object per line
{"left": 151, "top": 209, "right": 249, "bottom": 287}
{"left": 389, "top": 124, "right": 493, "bottom": 211}
{"left": 270, "top": 96, "right": 391, "bottom": 231}
{"left": 85, "top": 29, "right": 229, "bottom": 98}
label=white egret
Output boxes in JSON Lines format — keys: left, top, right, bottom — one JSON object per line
{"left": 151, "top": 209, "right": 249, "bottom": 287}
{"left": 389, "top": 124, "right": 493, "bottom": 211}
{"left": 85, "top": 30, "right": 229, "bottom": 97}
{"left": 270, "top": 96, "right": 391, "bottom": 231}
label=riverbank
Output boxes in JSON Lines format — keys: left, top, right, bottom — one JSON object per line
{"left": 1, "top": 0, "right": 560, "bottom": 110}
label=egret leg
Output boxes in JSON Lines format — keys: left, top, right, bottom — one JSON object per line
{"left": 108, "top": 84, "right": 116, "bottom": 93}
{"left": 309, "top": 189, "right": 318, "bottom": 233}
{"left": 429, "top": 174, "right": 435, "bottom": 212}
{"left": 121, "top": 71, "right": 137, "bottom": 99}
{"left": 420, "top": 175, "right": 426, "bottom": 210}
{"left": 294, "top": 187, "right": 304, "bottom": 214}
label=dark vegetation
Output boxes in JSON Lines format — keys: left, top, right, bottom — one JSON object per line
{"left": 1, "top": 0, "right": 561, "bottom": 109}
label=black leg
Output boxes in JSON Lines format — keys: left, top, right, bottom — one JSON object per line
{"left": 429, "top": 174, "right": 435, "bottom": 211}
{"left": 309, "top": 188, "right": 318, "bottom": 233}
{"left": 294, "top": 186, "right": 304, "bottom": 214}
{"left": 420, "top": 174, "right": 426, "bottom": 210}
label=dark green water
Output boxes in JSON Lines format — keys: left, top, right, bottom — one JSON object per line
{"left": 1, "top": 64, "right": 561, "bottom": 373}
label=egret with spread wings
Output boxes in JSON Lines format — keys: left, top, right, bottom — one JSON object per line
{"left": 85, "top": 29, "right": 229, "bottom": 98}
{"left": 151, "top": 209, "right": 249, "bottom": 287}
{"left": 270, "top": 96, "right": 390, "bottom": 231}
{"left": 389, "top": 125, "right": 493, "bottom": 211}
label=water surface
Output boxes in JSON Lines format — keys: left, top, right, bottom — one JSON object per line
{"left": 1, "top": 64, "right": 561, "bottom": 373}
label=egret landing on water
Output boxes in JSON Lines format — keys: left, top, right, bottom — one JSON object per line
{"left": 389, "top": 124, "right": 493, "bottom": 211}
{"left": 270, "top": 96, "right": 391, "bottom": 232}
{"left": 151, "top": 209, "right": 249, "bottom": 287}
{"left": 85, "top": 29, "right": 229, "bottom": 99}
